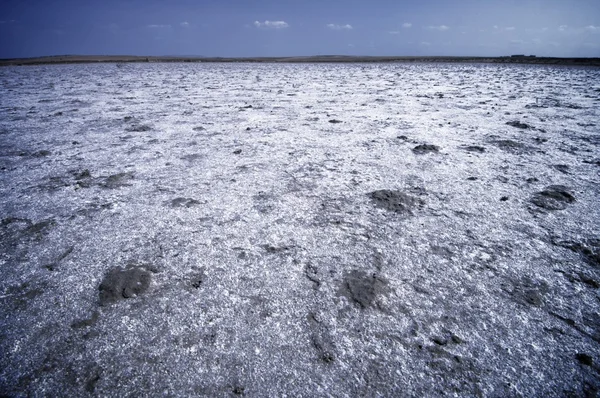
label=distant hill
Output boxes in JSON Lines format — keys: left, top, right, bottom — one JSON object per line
{"left": 1, "top": 54, "right": 599, "bottom": 67}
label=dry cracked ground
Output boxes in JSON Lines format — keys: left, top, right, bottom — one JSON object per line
{"left": 1, "top": 63, "right": 599, "bottom": 397}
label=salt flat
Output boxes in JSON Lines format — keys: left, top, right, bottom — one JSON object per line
{"left": 1, "top": 62, "right": 599, "bottom": 396}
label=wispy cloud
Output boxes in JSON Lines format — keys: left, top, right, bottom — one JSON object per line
{"left": 402, "top": 22, "right": 412, "bottom": 28}
{"left": 505, "top": 27, "right": 516, "bottom": 31}
{"left": 427, "top": 25, "right": 449, "bottom": 31}
{"left": 327, "top": 23, "right": 353, "bottom": 30}
{"left": 0, "top": 20, "right": 16, "bottom": 24}
{"left": 388, "top": 31, "right": 400, "bottom": 35}
{"left": 559, "top": 25, "right": 568, "bottom": 31}
{"left": 147, "top": 24, "right": 171, "bottom": 29}
{"left": 584, "top": 25, "right": 599, "bottom": 32}
{"left": 180, "top": 22, "right": 190, "bottom": 28}
{"left": 254, "top": 20, "right": 289, "bottom": 29}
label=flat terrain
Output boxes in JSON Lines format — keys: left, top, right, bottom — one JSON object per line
{"left": 1, "top": 62, "right": 599, "bottom": 396}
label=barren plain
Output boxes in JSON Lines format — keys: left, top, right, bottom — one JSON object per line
{"left": 1, "top": 62, "right": 599, "bottom": 396}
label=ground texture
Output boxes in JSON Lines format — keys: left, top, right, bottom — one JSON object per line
{"left": 1, "top": 63, "right": 599, "bottom": 397}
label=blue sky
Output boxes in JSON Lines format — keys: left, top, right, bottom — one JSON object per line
{"left": 0, "top": 0, "right": 599, "bottom": 58}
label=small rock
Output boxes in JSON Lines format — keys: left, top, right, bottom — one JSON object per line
{"left": 413, "top": 144, "right": 440, "bottom": 154}
{"left": 233, "top": 149, "right": 242, "bottom": 155}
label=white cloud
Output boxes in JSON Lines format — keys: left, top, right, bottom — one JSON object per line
{"left": 388, "top": 31, "right": 400, "bottom": 35}
{"left": 180, "top": 22, "right": 190, "bottom": 28}
{"left": 254, "top": 20, "right": 289, "bottom": 29}
{"left": 584, "top": 25, "right": 599, "bottom": 32}
{"left": 420, "top": 41, "right": 431, "bottom": 46}
{"left": 148, "top": 24, "right": 171, "bottom": 28}
{"left": 493, "top": 25, "right": 499, "bottom": 29}
{"left": 402, "top": 22, "right": 412, "bottom": 28}
{"left": 427, "top": 25, "right": 449, "bottom": 31}
{"left": 327, "top": 23, "right": 353, "bottom": 30}
{"left": 559, "top": 25, "right": 568, "bottom": 31}
{"left": 505, "top": 27, "right": 516, "bottom": 31}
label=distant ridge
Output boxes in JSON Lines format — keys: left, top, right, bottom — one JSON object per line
{"left": 1, "top": 55, "right": 599, "bottom": 67}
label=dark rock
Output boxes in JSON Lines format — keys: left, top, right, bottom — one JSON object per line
{"left": 101, "top": 172, "right": 134, "bottom": 189}
{"left": 169, "top": 197, "right": 201, "bottom": 208}
{"left": 71, "top": 311, "right": 100, "bottom": 329}
{"left": 502, "top": 277, "right": 548, "bottom": 307}
{"left": 44, "top": 246, "right": 74, "bottom": 271}
{"left": 506, "top": 121, "right": 531, "bottom": 129}
{"left": 575, "top": 353, "right": 593, "bottom": 366}
{"left": 583, "top": 158, "right": 600, "bottom": 166}
{"left": 431, "top": 331, "right": 462, "bottom": 346}
{"left": 85, "top": 371, "right": 102, "bottom": 393}
{"left": 304, "top": 263, "right": 322, "bottom": 287}
{"left": 125, "top": 124, "right": 151, "bottom": 132}
{"left": 531, "top": 185, "right": 575, "bottom": 211}
{"left": 262, "top": 245, "right": 292, "bottom": 254}
{"left": 413, "top": 144, "right": 440, "bottom": 154}
{"left": 181, "top": 153, "right": 202, "bottom": 162}
{"left": 32, "top": 150, "right": 52, "bottom": 157}
{"left": 74, "top": 169, "right": 91, "bottom": 180}
{"left": 553, "top": 239, "right": 600, "bottom": 268}
{"left": 23, "top": 219, "right": 56, "bottom": 238}
{"left": 491, "top": 139, "right": 528, "bottom": 152}
{"left": 98, "top": 266, "right": 152, "bottom": 306}
{"left": 500, "top": 196, "right": 509, "bottom": 201}
{"left": 190, "top": 268, "right": 206, "bottom": 289}
{"left": 466, "top": 177, "right": 478, "bottom": 181}
{"left": 553, "top": 164, "right": 570, "bottom": 174}
{"left": 463, "top": 145, "right": 486, "bottom": 153}
{"left": 308, "top": 313, "right": 337, "bottom": 363}
{"left": 233, "top": 149, "right": 242, "bottom": 154}
{"left": 340, "top": 270, "right": 389, "bottom": 309}
{"left": 369, "top": 189, "right": 424, "bottom": 215}
{"left": 328, "top": 119, "right": 342, "bottom": 123}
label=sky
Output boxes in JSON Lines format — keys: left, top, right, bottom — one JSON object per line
{"left": 0, "top": 0, "right": 599, "bottom": 58}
